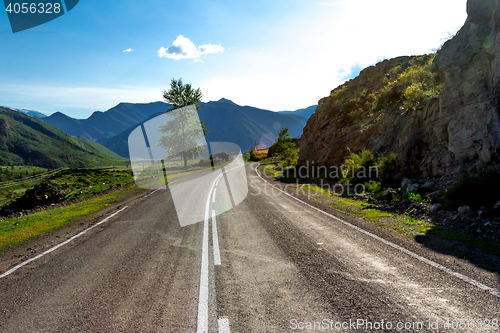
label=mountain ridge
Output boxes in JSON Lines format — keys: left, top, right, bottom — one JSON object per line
{"left": 280, "top": 105, "right": 317, "bottom": 119}
{"left": 96, "top": 99, "right": 309, "bottom": 157}
{"left": 0, "top": 107, "right": 125, "bottom": 168}
{"left": 2, "top": 107, "right": 48, "bottom": 118}
{"left": 40, "top": 99, "right": 313, "bottom": 158}
{"left": 40, "top": 101, "right": 171, "bottom": 141}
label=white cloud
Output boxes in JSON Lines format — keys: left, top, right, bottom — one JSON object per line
{"left": 158, "top": 35, "right": 224, "bottom": 61}
{"left": 123, "top": 48, "right": 134, "bottom": 53}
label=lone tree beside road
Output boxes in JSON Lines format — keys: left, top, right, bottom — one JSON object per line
{"left": 158, "top": 78, "right": 209, "bottom": 169}
{"left": 274, "top": 127, "right": 298, "bottom": 166}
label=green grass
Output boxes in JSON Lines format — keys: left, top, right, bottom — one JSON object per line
{"left": 47, "top": 169, "right": 136, "bottom": 201}
{"left": 0, "top": 185, "right": 144, "bottom": 252}
{"left": 0, "top": 167, "right": 133, "bottom": 209}
{"left": 262, "top": 165, "right": 282, "bottom": 178}
{"left": 290, "top": 182, "right": 434, "bottom": 238}
{"left": 0, "top": 156, "right": 237, "bottom": 251}
{"left": 0, "top": 166, "right": 48, "bottom": 182}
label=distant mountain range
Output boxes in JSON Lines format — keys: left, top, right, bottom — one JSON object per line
{"left": 280, "top": 105, "right": 317, "bottom": 119}
{"left": 3, "top": 107, "right": 48, "bottom": 118}
{"left": 40, "top": 102, "right": 170, "bottom": 141}
{"left": 0, "top": 107, "right": 125, "bottom": 168}
{"left": 40, "top": 99, "right": 316, "bottom": 158}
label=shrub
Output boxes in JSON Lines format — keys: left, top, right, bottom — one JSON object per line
{"left": 248, "top": 146, "right": 257, "bottom": 161}
{"left": 407, "top": 192, "right": 430, "bottom": 204}
{"left": 372, "top": 54, "right": 442, "bottom": 113}
{"left": 341, "top": 149, "right": 375, "bottom": 184}
{"left": 365, "top": 180, "right": 384, "bottom": 198}
{"left": 273, "top": 127, "right": 298, "bottom": 166}
{"left": 339, "top": 149, "right": 399, "bottom": 200}
{"left": 376, "top": 152, "right": 398, "bottom": 185}
{"left": 328, "top": 54, "right": 442, "bottom": 126}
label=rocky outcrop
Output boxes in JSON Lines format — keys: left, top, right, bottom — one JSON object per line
{"left": 430, "top": 0, "right": 500, "bottom": 174}
{"left": 300, "top": 0, "right": 500, "bottom": 180}
{"left": 0, "top": 118, "right": 11, "bottom": 136}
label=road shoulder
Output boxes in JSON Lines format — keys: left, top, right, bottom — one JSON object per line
{"left": 0, "top": 184, "right": 150, "bottom": 280}
{"left": 253, "top": 163, "right": 500, "bottom": 292}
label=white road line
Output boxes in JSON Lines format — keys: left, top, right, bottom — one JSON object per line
{"left": 254, "top": 164, "right": 500, "bottom": 299}
{"left": 212, "top": 210, "right": 221, "bottom": 266}
{"left": 212, "top": 188, "right": 217, "bottom": 203}
{"left": 141, "top": 188, "right": 161, "bottom": 199}
{"left": 218, "top": 318, "right": 231, "bottom": 333}
{"left": 197, "top": 174, "right": 219, "bottom": 333}
{"left": 0, "top": 206, "right": 129, "bottom": 279}
{"left": 216, "top": 177, "right": 221, "bottom": 186}
{"left": 197, "top": 166, "right": 239, "bottom": 332}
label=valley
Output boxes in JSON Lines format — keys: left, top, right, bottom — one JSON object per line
{"left": 1, "top": 1, "right": 500, "bottom": 331}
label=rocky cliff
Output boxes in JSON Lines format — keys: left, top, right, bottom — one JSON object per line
{"left": 300, "top": 0, "right": 500, "bottom": 181}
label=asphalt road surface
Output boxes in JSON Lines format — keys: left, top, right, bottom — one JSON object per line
{"left": 0, "top": 161, "right": 499, "bottom": 332}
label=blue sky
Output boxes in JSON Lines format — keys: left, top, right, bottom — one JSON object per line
{"left": 0, "top": 0, "right": 467, "bottom": 118}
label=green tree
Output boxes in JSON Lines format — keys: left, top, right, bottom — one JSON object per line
{"left": 274, "top": 127, "right": 298, "bottom": 166}
{"left": 159, "top": 78, "right": 209, "bottom": 169}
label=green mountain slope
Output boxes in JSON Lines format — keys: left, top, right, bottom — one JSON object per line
{"left": 0, "top": 107, "right": 126, "bottom": 168}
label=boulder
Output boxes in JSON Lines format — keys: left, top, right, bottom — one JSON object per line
{"left": 406, "top": 184, "right": 420, "bottom": 194}
{"left": 401, "top": 179, "right": 412, "bottom": 188}
{"left": 421, "top": 181, "right": 435, "bottom": 190}
{"left": 381, "top": 188, "right": 397, "bottom": 200}
{"left": 429, "top": 203, "right": 442, "bottom": 213}
{"left": 424, "top": 190, "right": 441, "bottom": 200}
{"left": 458, "top": 206, "right": 472, "bottom": 215}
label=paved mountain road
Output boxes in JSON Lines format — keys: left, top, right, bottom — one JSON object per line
{"left": 0, "top": 163, "right": 499, "bottom": 332}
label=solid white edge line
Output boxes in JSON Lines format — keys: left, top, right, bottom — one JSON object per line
{"left": 141, "top": 188, "right": 161, "bottom": 199}
{"left": 0, "top": 206, "right": 129, "bottom": 279}
{"left": 212, "top": 210, "right": 221, "bottom": 266}
{"left": 197, "top": 174, "right": 219, "bottom": 333}
{"left": 254, "top": 164, "right": 500, "bottom": 299}
{"left": 218, "top": 318, "right": 231, "bottom": 333}
{"left": 197, "top": 161, "right": 244, "bottom": 332}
